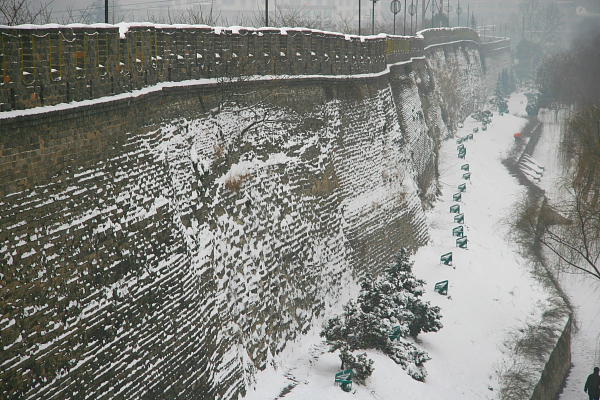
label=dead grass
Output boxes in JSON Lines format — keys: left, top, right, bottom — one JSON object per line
{"left": 498, "top": 361, "right": 536, "bottom": 400}
{"left": 311, "top": 171, "right": 339, "bottom": 195}
{"left": 213, "top": 144, "right": 225, "bottom": 159}
{"left": 513, "top": 323, "right": 559, "bottom": 362}
{"left": 497, "top": 187, "right": 573, "bottom": 399}
{"left": 224, "top": 174, "right": 251, "bottom": 192}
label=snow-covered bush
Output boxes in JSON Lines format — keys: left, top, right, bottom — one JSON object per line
{"left": 497, "top": 69, "right": 516, "bottom": 98}
{"left": 339, "top": 347, "right": 375, "bottom": 384}
{"left": 321, "top": 249, "right": 443, "bottom": 382}
{"left": 492, "top": 69, "right": 514, "bottom": 114}
{"left": 224, "top": 173, "right": 251, "bottom": 192}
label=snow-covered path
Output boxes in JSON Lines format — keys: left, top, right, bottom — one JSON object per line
{"left": 558, "top": 274, "right": 600, "bottom": 399}
{"left": 531, "top": 109, "right": 600, "bottom": 400}
{"left": 243, "top": 97, "right": 553, "bottom": 400}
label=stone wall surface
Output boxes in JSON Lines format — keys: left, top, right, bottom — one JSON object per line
{"left": 530, "top": 317, "right": 572, "bottom": 400}
{"left": 0, "top": 25, "right": 485, "bottom": 112}
{"left": 479, "top": 38, "right": 513, "bottom": 99}
{"left": 0, "top": 28, "right": 512, "bottom": 400}
{"left": 0, "top": 24, "right": 415, "bottom": 111}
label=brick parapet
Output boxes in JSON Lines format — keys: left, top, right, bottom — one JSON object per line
{"left": 0, "top": 25, "right": 494, "bottom": 111}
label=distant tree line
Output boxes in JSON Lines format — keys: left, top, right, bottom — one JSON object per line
{"left": 0, "top": 0, "right": 480, "bottom": 36}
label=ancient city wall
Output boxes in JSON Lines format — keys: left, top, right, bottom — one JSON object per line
{"left": 479, "top": 37, "right": 512, "bottom": 98}
{"left": 530, "top": 316, "right": 572, "bottom": 400}
{"left": 0, "top": 27, "right": 512, "bottom": 400}
{"left": 0, "top": 23, "right": 430, "bottom": 111}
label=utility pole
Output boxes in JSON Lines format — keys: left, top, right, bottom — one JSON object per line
{"left": 105, "top": 0, "right": 108, "bottom": 23}
{"left": 483, "top": 19, "right": 486, "bottom": 40}
{"left": 391, "top": 0, "right": 401, "bottom": 35}
{"left": 404, "top": 0, "right": 407, "bottom": 35}
{"left": 410, "top": 0, "right": 413, "bottom": 34}
{"left": 265, "top": 0, "right": 269, "bottom": 26}
{"left": 467, "top": 3, "right": 470, "bottom": 27}
{"left": 372, "top": 0, "right": 377, "bottom": 35}
{"left": 416, "top": 0, "right": 419, "bottom": 32}
{"left": 359, "top": 0, "right": 362, "bottom": 35}
{"left": 457, "top": 0, "right": 460, "bottom": 26}
{"left": 447, "top": 0, "right": 450, "bottom": 27}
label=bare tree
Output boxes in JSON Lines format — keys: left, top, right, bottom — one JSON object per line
{"left": 518, "top": 181, "right": 600, "bottom": 281}
{"left": 243, "top": 6, "right": 326, "bottom": 31}
{"left": 519, "top": 0, "right": 563, "bottom": 43}
{"left": 171, "top": 4, "right": 220, "bottom": 26}
{"left": 334, "top": 13, "right": 357, "bottom": 35}
{"left": 531, "top": 29, "right": 600, "bottom": 282}
{"left": 56, "top": 4, "right": 96, "bottom": 25}
{"left": 0, "top": 0, "right": 54, "bottom": 25}
{"left": 135, "top": 3, "right": 221, "bottom": 26}
{"left": 559, "top": 107, "right": 600, "bottom": 206}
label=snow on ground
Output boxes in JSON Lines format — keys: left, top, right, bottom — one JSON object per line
{"left": 532, "top": 109, "right": 566, "bottom": 201}
{"left": 507, "top": 92, "right": 529, "bottom": 119}
{"left": 243, "top": 95, "right": 552, "bottom": 400}
{"left": 532, "top": 109, "right": 600, "bottom": 400}
{"left": 557, "top": 273, "right": 600, "bottom": 399}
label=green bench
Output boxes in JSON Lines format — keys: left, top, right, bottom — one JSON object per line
{"left": 434, "top": 280, "right": 449, "bottom": 295}
{"left": 461, "top": 163, "right": 469, "bottom": 171}
{"left": 454, "top": 213, "right": 464, "bottom": 224}
{"left": 450, "top": 204, "right": 460, "bottom": 213}
{"left": 335, "top": 369, "right": 354, "bottom": 392}
{"left": 458, "top": 183, "right": 467, "bottom": 192}
{"left": 453, "top": 192, "right": 462, "bottom": 202}
{"left": 440, "top": 252, "right": 453, "bottom": 266}
{"left": 463, "top": 172, "right": 471, "bottom": 180}
{"left": 452, "top": 225, "right": 464, "bottom": 237}
{"left": 452, "top": 225, "right": 465, "bottom": 237}
{"left": 388, "top": 325, "right": 402, "bottom": 341}
{"left": 456, "top": 236, "right": 468, "bottom": 249}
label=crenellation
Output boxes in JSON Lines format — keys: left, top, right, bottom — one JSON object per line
{"left": 0, "top": 25, "right": 488, "bottom": 111}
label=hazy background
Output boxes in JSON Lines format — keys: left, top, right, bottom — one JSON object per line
{"left": 2, "top": 0, "right": 598, "bottom": 40}
{"left": 20, "top": 0, "right": 575, "bottom": 32}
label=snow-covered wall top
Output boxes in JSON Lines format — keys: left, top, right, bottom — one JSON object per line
{"left": 0, "top": 25, "right": 491, "bottom": 111}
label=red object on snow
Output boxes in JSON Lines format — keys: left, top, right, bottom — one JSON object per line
{"left": 514, "top": 132, "right": 522, "bottom": 139}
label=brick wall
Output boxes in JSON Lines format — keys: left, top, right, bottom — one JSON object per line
{"left": 479, "top": 38, "right": 513, "bottom": 98}
{"left": 530, "top": 317, "right": 572, "bottom": 400}
{"left": 0, "top": 25, "right": 488, "bottom": 111}
{"left": 0, "top": 33, "right": 512, "bottom": 400}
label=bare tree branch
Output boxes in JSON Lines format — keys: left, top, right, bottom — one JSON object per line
{"left": 0, "top": 0, "right": 55, "bottom": 25}
{"left": 512, "top": 179, "right": 600, "bottom": 282}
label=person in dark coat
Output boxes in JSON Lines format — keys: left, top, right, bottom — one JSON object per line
{"left": 585, "top": 367, "right": 600, "bottom": 400}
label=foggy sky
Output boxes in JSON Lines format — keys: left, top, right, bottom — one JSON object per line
{"left": 46, "top": 0, "right": 524, "bottom": 26}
